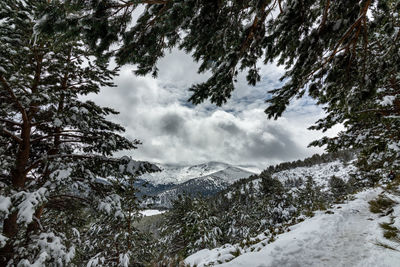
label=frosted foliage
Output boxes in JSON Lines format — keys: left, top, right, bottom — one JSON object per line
{"left": 97, "top": 194, "right": 124, "bottom": 218}
{"left": 379, "top": 95, "right": 396, "bottom": 107}
{"left": 0, "top": 196, "right": 12, "bottom": 214}
{"left": 15, "top": 188, "right": 47, "bottom": 225}
{"left": 17, "top": 232, "right": 75, "bottom": 266}
{"left": 0, "top": 234, "right": 7, "bottom": 248}
{"left": 86, "top": 255, "right": 106, "bottom": 267}
{"left": 388, "top": 141, "right": 400, "bottom": 153}
{"left": 50, "top": 168, "right": 72, "bottom": 182}
{"left": 119, "top": 253, "right": 130, "bottom": 267}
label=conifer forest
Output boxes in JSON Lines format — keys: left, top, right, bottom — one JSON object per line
{"left": 0, "top": 1, "right": 399, "bottom": 266}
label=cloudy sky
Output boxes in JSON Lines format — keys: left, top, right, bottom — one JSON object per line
{"left": 89, "top": 49, "right": 342, "bottom": 170}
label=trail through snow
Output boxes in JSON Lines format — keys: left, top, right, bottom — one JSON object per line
{"left": 186, "top": 188, "right": 400, "bottom": 267}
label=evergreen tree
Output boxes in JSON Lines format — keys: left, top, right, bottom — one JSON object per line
{"left": 185, "top": 198, "right": 222, "bottom": 254}
{"left": 160, "top": 195, "right": 221, "bottom": 258}
{"left": 0, "top": 1, "right": 157, "bottom": 265}
{"left": 223, "top": 194, "right": 253, "bottom": 243}
{"left": 84, "top": 177, "right": 154, "bottom": 267}
{"left": 297, "top": 176, "right": 325, "bottom": 216}
{"left": 259, "top": 171, "right": 284, "bottom": 197}
{"left": 329, "top": 176, "right": 348, "bottom": 200}
{"left": 259, "top": 172, "right": 296, "bottom": 225}
{"left": 305, "top": 2, "right": 399, "bottom": 176}
{"left": 159, "top": 194, "right": 193, "bottom": 257}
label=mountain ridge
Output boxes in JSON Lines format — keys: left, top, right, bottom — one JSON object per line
{"left": 138, "top": 161, "right": 255, "bottom": 185}
{"left": 137, "top": 161, "right": 255, "bottom": 208}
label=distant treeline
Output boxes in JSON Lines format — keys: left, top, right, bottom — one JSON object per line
{"left": 224, "top": 150, "right": 355, "bottom": 192}
{"left": 265, "top": 150, "right": 355, "bottom": 174}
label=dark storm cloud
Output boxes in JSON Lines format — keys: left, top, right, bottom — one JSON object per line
{"left": 216, "top": 121, "right": 241, "bottom": 135}
{"left": 243, "top": 127, "right": 305, "bottom": 162}
{"left": 160, "top": 113, "right": 185, "bottom": 135}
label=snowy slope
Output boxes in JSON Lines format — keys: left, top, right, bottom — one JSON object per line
{"left": 140, "top": 209, "right": 166, "bottom": 217}
{"left": 272, "top": 160, "right": 357, "bottom": 187}
{"left": 225, "top": 160, "right": 357, "bottom": 199}
{"left": 185, "top": 188, "right": 400, "bottom": 267}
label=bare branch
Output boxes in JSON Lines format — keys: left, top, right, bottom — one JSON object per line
{"left": 1, "top": 129, "right": 22, "bottom": 143}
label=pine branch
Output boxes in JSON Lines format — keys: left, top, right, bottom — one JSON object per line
{"left": 31, "top": 133, "right": 88, "bottom": 143}
{"left": 25, "top": 154, "right": 121, "bottom": 173}
{"left": 113, "top": 0, "right": 170, "bottom": 8}
{"left": 318, "top": 0, "right": 330, "bottom": 32}
{"left": 0, "top": 118, "right": 22, "bottom": 126}
{"left": 49, "top": 194, "right": 90, "bottom": 204}
{"left": 0, "top": 74, "right": 29, "bottom": 123}
{"left": 239, "top": 0, "right": 274, "bottom": 56}
{"left": 1, "top": 129, "right": 22, "bottom": 143}
{"left": 291, "top": 0, "right": 373, "bottom": 94}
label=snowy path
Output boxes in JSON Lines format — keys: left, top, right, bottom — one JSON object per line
{"left": 186, "top": 189, "right": 400, "bottom": 267}
{"left": 220, "top": 189, "right": 400, "bottom": 267}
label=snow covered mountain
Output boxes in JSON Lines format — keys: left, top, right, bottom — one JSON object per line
{"left": 137, "top": 162, "right": 255, "bottom": 208}
{"left": 139, "top": 161, "right": 255, "bottom": 185}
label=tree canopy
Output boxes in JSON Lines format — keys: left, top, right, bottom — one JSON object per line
{"left": 38, "top": 0, "right": 400, "bottom": 172}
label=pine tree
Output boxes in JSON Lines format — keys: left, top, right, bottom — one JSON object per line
{"left": 259, "top": 171, "right": 284, "bottom": 197}
{"left": 221, "top": 184, "right": 256, "bottom": 244}
{"left": 329, "top": 176, "right": 348, "bottom": 200}
{"left": 259, "top": 172, "right": 296, "bottom": 225}
{"left": 0, "top": 1, "right": 157, "bottom": 265}
{"left": 297, "top": 176, "right": 325, "bottom": 216}
{"left": 159, "top": 195, "right": 221, "bottom": 258}
{"left": 159, "top": 194, "right": 193, "bottom": 257}
{"left": 84, "top": 176, "right": 155, "bottom": 267}
{"left": 185, "top": 198, "right": 222, "bottom": 254}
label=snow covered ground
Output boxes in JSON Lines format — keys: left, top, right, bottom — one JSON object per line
{"left": 227, "top": 160, "right": 357, "bottom": 199}
{"left": 185, "top": 188, "right": 400, "bottom": 267}
{"left": 272, "top": 160, "right": 358, "bottom": 187}
{"left": 140, "top": 209, "right": 166, "bottom": 216}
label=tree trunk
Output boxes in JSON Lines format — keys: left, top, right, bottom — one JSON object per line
{"left": 0, "top": 123, "right": 31, "bottom": 265}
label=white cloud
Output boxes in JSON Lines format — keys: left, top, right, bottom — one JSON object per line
{"left": 88, "top": 50, "right": 340, "bottom": 169}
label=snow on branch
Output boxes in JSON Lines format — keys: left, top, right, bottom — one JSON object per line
{"left": 14, "top": 188, "right": 47, "bottom": 225}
